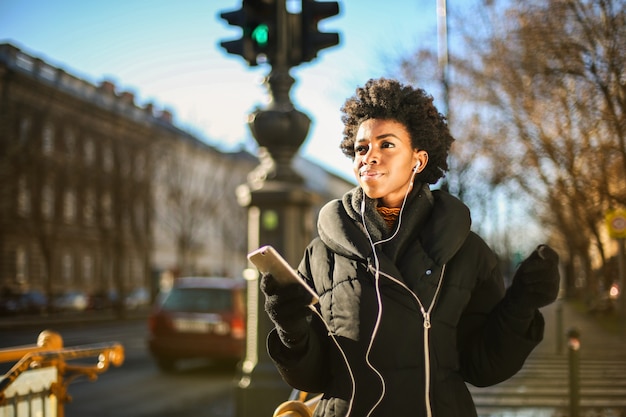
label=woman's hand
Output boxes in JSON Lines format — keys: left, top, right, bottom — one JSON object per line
{"left": 505, "top": 245, "right": 560, "bottom": 317}
{"left": 261, "top": 273, "right": 313, "bottom": 350}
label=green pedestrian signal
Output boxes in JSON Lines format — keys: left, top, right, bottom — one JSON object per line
{"left": 219, "top": 0, "right": 341, "bottom": 68}
{"left": 251, "top": 23, "right": 269, "bottom": 48}
{"left": 219, "top": 0, "right": 277, "bottom": 67}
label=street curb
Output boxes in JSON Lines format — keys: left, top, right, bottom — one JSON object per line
{"left": 0, "top": 309, "right": 150, "bottom": 331}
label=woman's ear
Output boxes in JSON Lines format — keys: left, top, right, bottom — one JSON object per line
{"left": 413, "top": 150, "right": 428, "bottom": 173}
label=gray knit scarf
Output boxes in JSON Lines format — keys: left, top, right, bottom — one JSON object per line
{"left": 341, "top": 183, "right": 434, "bottom": 263}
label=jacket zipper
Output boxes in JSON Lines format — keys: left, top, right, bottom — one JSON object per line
{"left": 374, "top": 265, "right": 447, "bottom": 417}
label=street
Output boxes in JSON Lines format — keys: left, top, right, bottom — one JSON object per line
{"left": 0, "top": 316, "right": 237, "bottom": 417}
{"left": 64, "top": 357, "right": 235, "bottom": 417}
{"left": 2, "top": 300, "right": 626, "bottom": 417}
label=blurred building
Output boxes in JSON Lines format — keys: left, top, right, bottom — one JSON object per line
{"left": 0, "top": 43, "right": 354, "bottom": 308}
{"left": 151, "top": 138, "right": 257, "bottom": 280}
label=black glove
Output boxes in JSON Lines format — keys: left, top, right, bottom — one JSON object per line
{"left": 260, "top": 273, "right": 313, "bottom": 350}
{"left": 505, "top": 244, "right": 560, "bottom": 318}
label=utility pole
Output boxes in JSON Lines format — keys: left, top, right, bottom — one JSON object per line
{"left": 219, "top": 1, "right": 340, "bottom": 415}
{"left": 436, "top": 0, "right": 449, "bottom": 120}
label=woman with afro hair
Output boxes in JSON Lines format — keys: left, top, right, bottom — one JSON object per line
{"left": 261, "top": 78, "right": 560, "bottom": 416}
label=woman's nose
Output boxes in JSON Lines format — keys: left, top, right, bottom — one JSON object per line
{"left": 362, "top": 147, "right": 379, "bottom": 165}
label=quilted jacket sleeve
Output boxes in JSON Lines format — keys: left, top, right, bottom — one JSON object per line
{"left": 266, "top": 242, "right": 332, "bottom": 393}
{"left": 267, "top": 314, "right": 331, "bottom": 393}
{"left": 455, "top": 234, "right": 545, "bottom": 387}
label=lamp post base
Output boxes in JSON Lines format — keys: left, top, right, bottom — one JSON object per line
{"left": 235, "top": 361, "right": 292, "bottom": 417}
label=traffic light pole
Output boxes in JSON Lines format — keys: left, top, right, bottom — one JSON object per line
{"left": 236, "top": 71, "right": 320, "bottom": 417}
{"left": 235, "top": 4, "right": 319, "bottom": 417}
{"left": 219, "top": 1, "right": 340, "bottom": 415}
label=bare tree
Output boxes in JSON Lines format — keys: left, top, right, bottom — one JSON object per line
{"left": 154, "top": 139, "right": 249, "bottom": 276}
{"left": 396, "top": 0, "right": 625, "bottom": 299}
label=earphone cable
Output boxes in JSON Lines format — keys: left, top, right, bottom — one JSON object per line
{"left": 358, "top": 167, "right": 418, "bottom": 417}
{"left": 309, "top": 306, "right": 357, "bottom": 417}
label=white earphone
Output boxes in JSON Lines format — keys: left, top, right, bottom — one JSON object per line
{"left": 409, "top": 161, "right": 421, "bottom": 188}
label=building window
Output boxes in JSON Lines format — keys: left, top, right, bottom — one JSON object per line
{"left": 135, "top": 201, "right": 144, "bottom": 231}
{"left": 84, "top": 138, "right": 95, "bottom": 165}
{"left": 84, "top": 188, "right": 95, "bottom": 225}
{"left": 120, "top": 151, "right": 130, "bottom": 176}
{"left": 103, "top": 258, "right": 113, "bottom": 289}
{"left": 102, "top": 192, "right": 113, "bottom": 227}
{"left": 42, "top": 122, "right": 54, "bottom": 155}
{"left": 41, "top": 181, "right": 55, "bottom": 219}
{"left": 65, "top": 128, "right": 76, "bottom": 159}
{"left": 63, "top": 188, "right": 76, "bottom": 223}
{"left": 19, "top": 116, "right": 31, "bottom": 143}
{"left": 122, "top": 210, "right": 131, "bottom": 231}
{"left": 17, "top": 176, "right": 31, "bottom": 217}
{"left": 82, "top": 254, "right": 94, "bottom": 287}
{"left": 62, "top": 252, "right": 73, "bottom": 285}
{"left": 102, "top": 145, "right": 114, "bottom": 172}
{"left": 16, "top": 246, "right": 28, "bottom": 285}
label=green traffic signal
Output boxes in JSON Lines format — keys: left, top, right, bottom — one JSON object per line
{"left": 219, "top": 0, "right": 340, "bottom": 67}
{"left": 251, "top": 23, "right": 269, "bottom": 48}
{"left": 219, "top": 2, "right": 275, "bottom": 66}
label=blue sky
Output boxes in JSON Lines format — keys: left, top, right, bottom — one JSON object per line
{"left": 0, "top": 0, "right": 441, "bottom": 180}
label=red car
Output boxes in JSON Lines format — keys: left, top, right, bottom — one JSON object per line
{"left": 148, "top": 276, "right": 247, "bottom": 372}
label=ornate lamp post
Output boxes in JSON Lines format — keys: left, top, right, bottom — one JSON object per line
{"left": 218, "top": 1, "right": 340, "bottom": 415}
{"left": 235, "top": 66, "right": 318, "bottom": 417}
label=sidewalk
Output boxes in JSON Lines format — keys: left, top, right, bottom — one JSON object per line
{"left": 534, "top": 298, "right": 626, "bottom": 359}
{"left": 468, "top": 299, "right": 626, "bottom": 416}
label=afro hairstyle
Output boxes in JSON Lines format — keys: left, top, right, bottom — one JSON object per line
{"left": 339, "top": 77, "right": 454, "bottom": 185}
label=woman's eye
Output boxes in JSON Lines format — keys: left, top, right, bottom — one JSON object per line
{"left": 355, "top": 145, "right": 368, "bottom": 154}
{"left": 381, "top": 141, "right": 395, "bottom": 149}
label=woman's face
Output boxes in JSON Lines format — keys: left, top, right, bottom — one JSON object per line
{"left": 353, "top": 119, "right": 426, "bottom": 208}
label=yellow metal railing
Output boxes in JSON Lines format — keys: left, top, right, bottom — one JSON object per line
{"left": 0, "top": 329, "right": 124, "bottom": 417}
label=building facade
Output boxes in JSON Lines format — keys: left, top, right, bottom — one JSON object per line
{"left": 151, "top": 138, "right": 257, "bottom": 280}
{"left": 0, "top": 43, "right": 354, "bottom": 311}
{"left": 0, "top": 43, "right": 168, "bottom": 309}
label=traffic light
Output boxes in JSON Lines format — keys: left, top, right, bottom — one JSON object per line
{"left": 300, "top": 0, "right": 340, "bottom": 63}
{"left": 219, "top": 0, "right": 277, "bottom": 66}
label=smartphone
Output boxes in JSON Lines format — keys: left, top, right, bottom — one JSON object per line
{"left": 247, "top": 245, "right": 319, "bottom": 304}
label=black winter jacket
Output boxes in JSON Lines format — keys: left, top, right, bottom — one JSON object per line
{"left": 267, "top": 184, "right": 544, "bottom": 417}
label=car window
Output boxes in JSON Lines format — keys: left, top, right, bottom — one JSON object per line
{"left": 161, "top": 288, "right": 233, "bottom": 312}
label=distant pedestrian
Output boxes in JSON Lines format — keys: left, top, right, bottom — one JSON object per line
{"left": 261, "top": 78, "right": 560, "bottom": 417}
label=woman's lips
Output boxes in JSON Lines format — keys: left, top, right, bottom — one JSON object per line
{"left": 359, "top": 169, "right": 382, "bottom": 180}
